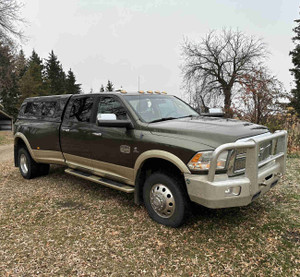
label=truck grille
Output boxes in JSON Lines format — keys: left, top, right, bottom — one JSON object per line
{"left": 230, "top": 138, "right": 277, "bottom": 175}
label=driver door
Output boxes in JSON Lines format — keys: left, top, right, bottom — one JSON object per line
{"left": 88, "top": 95, "right": 135, "bottom": 184}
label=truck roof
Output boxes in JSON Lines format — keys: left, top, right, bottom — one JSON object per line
{"left": 24, "top": 94, "right": 72, "bottom": 102}
{"left": 24, "top": 91, "right": 171, "bottom": 101}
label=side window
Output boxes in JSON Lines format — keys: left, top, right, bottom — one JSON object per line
{"left": 18, "top": 102, "right": 27, "bottom": 118}
{"left": 69, "top": 97, "right": 94, "bottom": 122}
{"left": 24, "top": 101, "right": 42, "bottom": 118}
{"left": 41, "top": 101, "right": 57, "bottom": 119}
{"left": 97, "top": 97, "right": 128, "bottom": 120}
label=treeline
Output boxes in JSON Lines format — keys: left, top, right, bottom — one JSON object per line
{"left": 99, "top": 80, "right": 114, "bottom": 92}
{"left": 0, "top": 42, "right": 81, "bottom": 119}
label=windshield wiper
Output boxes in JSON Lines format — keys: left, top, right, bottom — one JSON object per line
{"left": 178, "top": 114, "right": 196, "bottom": 119}
{"left": 149, "top": 117, "right": 177, "bottom": 123}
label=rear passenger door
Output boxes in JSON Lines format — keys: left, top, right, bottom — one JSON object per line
{"left": 60, "top": 95, "right": 97, "bottom": 170}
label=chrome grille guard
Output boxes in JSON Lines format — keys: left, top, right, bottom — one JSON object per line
{"left": 208, "top": 130, "right": 288, "bottom": 194}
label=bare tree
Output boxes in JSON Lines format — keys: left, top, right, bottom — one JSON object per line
{"left": 181, "top": 29, "right": 267, "bottom": 117}
{"left": 0, "top": 0, "right": 24, "bottom": 43}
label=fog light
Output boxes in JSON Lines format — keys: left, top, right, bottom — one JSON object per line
{"left": 224, "top": 186, "right": 241, "bottom": 196}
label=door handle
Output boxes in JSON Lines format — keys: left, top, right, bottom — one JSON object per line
{"left": 62, "top": 128, "right": 70, "bottom": 132}
{"left": 92, "top": 132, "right": 102, "bottom": 137}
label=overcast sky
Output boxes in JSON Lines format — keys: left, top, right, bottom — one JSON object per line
{"left": 21, "top": 0, "right": 299, "bottom": 97}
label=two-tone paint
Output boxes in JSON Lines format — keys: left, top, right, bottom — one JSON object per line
{"left": 15, "top": 92, "right": 285, "bottom": 208}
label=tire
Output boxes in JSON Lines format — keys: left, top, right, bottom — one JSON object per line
{"left": 18, "top": 147, "right": 39, "bottom": 179}
{"left": 143, "top": 172, "right": 189, "bottom": 227}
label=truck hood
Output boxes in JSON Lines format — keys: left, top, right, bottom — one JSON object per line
{"left": 148, "top": 116, "right": 269, "bottom": 149}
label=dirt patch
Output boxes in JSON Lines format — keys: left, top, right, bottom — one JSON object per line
{"left": 0, "top": 131, "right": 13, "bottom": 145}
{"left": 0, "top": 143, "right": 13, "bottom": 162}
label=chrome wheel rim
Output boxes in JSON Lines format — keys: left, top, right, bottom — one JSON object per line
{"left": 20, "top": 154, "right": 28, "bottom": 174}
{"left": 150, "top": 184, "right": 175, "bottom": 218}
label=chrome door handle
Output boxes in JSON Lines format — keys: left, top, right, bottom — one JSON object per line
{"left": 92, "top": 132, "right": 102, "bottom": 136}
{"left": 62, "top": 128, "right": 70, "bottom": 132}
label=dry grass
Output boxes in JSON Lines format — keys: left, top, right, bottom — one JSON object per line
{"left": 0, "top": 131, "right": 13, "bottom": 145}
{"left": 0, "top": 159, "right": 299, "bottom": 276}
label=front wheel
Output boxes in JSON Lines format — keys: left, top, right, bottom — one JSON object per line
{"left": 143, "top": 172, "right": 189, "bottom": 227}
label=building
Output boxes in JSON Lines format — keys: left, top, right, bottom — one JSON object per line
{"left": 0, "top": 109, "right": 13, "bottom": 131}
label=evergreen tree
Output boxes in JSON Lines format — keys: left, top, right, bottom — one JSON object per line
{"left": 65, "top": 68, "right": 81, "bottom": 94}
{"left": 29, "top": 50, "right": 43, "bottom": 67}
{"left": 0, "top": 40, "right": 19, "bottom": 119}
{"left": 15, "top": 50, "right": 27, "bottom": 79}
{"left": 19, "top": 50, "right": 47, "bottom": 104}
{"left": 45, "top": 50, "right": 66, "bottom": 94}
{"left": 105, "top": 80, "right": 114, "bottom": 91}
{"left": 290, "top": 16, "right": 300, "bottom": 115}
{"left": 100, "top": 84, "right": 105, "bottom": 92}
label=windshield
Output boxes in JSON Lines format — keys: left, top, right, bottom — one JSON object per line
{"left": 123, "top": 95, "right": 199, "bottom": 123}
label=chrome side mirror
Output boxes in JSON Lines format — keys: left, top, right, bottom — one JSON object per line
{"left": 97, "top": 113, "right": 117, "bottom": 121}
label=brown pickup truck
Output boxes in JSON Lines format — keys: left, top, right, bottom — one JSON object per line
{"left": 14, "top": 91, "right": 287, "bottom": 227}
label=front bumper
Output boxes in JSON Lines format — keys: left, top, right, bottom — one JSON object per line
{"left": 185, "top": 130, "right": 287, "bottom": 209}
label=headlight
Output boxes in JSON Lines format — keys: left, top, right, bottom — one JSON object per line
{"left": 187, "top": 150, "right": 229, "bottom": 171}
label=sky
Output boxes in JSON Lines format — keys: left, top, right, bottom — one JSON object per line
{"left": 21, "top": 0, "right": 299, "bottom": 98}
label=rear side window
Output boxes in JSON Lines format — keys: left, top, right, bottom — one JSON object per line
{"left": 68, "top": 97, "right": 94, "bottom": 122}
{"left": 41, "top": 101, "right": 57, "bottom": 118}
{"left": 18, "top": 103, "right": 27, "bottom": 118}
{"left": 19, "top": 98, "right": 68, "bottom": 121}
{"left": 24, "top": 102, "right": 42, "bottom": 118}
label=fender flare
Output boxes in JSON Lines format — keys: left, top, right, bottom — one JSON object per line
{"left": 14, "top": 132, "right": 37, "bottom": 161}
{"left": 134, "top": 150, "right": 191, "bottom": 179}
{"left": 133, "top": 150, "right": 191, "bottom": 204}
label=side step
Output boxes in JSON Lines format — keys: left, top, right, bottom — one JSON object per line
{"left": 65, "top": 168, "right": 134, "bottom": 193}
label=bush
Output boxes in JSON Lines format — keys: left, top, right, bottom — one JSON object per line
{"left": 265, "top": 107, "right": 300, "bottom": 154}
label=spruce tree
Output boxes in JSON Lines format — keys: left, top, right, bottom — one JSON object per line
{"left": 290, "top": 16, "right": 300, "bottom": 115}
{"left": 19, "top": 50, "right": 47, "bottom": 104}
{"left": 15, "top": 50, "right": 27, "bottom": 79}
{"left": 65, "top": 68, "right": 81, "bottom": 94}
{"left": 45, "top": 50, "right": 66, "bottom": 94}
{"left": 0, "top": 40, "right": 19, "bottom": 118}
{"left": 105, "top": 80, "right": 114, "bottom": 91}
{"left": 30, "top": 50, "right": 42, "bottom": 67}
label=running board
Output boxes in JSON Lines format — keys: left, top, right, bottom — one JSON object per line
{"left": 65, "top": 168, "right": 134, "bottom": 193}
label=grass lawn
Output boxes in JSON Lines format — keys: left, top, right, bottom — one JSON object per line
{"left": 0, "top": 131, "right": 13, "bottom": 145}
{"left": 0, "top": 158, "right": 299, "bottom": 276}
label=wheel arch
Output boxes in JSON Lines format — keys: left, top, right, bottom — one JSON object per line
{"left": 133, "top": 150, "right": 191, "bottom": 205}
{"left": 14, "top": 133, "right": 36, "bottom": 166}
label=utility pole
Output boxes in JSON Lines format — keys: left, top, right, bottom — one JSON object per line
{"left": 138, "top": 76, "right": 140, "bottom": 91}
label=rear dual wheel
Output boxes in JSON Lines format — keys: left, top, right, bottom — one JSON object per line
{"left": 18, "top": 148, "right": 50, "bottom": 179}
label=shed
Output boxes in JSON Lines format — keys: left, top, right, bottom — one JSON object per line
{"left": 0, "top": 109, "right": 13, "bottom": 131}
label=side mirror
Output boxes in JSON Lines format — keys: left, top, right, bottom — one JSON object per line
{"left": 96, "top": 113, "right": 133, "bottom": 129}
{"left": 97, "top": 113, "right": 117, "bottom": 121}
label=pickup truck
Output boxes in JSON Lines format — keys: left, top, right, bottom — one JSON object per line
{"left": 14, "top": 91, "right": 287, "bottom": 227}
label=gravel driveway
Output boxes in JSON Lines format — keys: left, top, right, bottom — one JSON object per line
{"left": 0, "top": 143, "right": 13, "bottom": 162}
